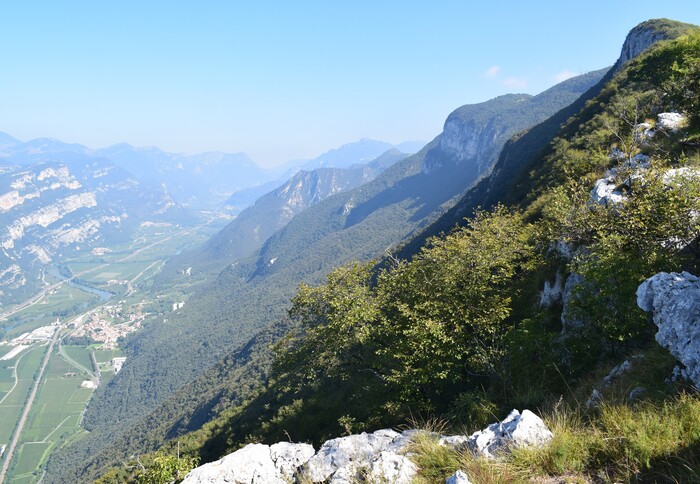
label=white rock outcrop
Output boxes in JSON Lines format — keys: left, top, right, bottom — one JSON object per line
{"left": 591, "top": 176, "right": 627, "bottom": 205}
{"left": 637, "top": 271, "right": 700, "bottom": 387}
{"left": 466, "top": 409, "right": 553, "bottom": 459}
{"left": 181, "top": 442, "right": 315, "bottom": 484}
{"left": 656, "top": 112, "right": 685, "bottom": 131}
{"left": 590, "top": 154, "right": 651, "bottom": 206}
{"left": 182, "top": 429, "right": 417, "bottom": 484}
{"left": 302, "top": 429, "right": 415, "bottom": 483}
{"left": 662, "top": 166, "right": 700, "bottom": 186}
{"left": 446, "top": 469, "right": 473, "bottom": 484}
{"left": 539, "top": 271, "right": 565, "bottom": 309}
{"left": 635, "top": 122, "right": 655, "bottom": 144}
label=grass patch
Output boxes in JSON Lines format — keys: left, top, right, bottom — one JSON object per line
{"left": 410, "top": 394, "right": 700, "bottom": 483}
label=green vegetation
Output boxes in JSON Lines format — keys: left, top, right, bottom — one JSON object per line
{"left": 61, "top": 346, "right": 93, "bottom": 374}
{"left": 103, "top": 23, "right": 700, "bottom": 483}
{"left": 0, "top": 346, "right": 46, "bottom": 443}
{"left": 1, "top": 346, "right": 95, "bottom": 482}
{"left": 410, "top": 394, "right": 700, "bottom": 483}
{"left": 50, "top": 19, "right": 700, "bottom": 484}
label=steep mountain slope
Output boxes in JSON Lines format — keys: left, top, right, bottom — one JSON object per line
{"left": 0, "top": 157, "right": 182, "bottom": 302}
{"left": 398, "top": 19, "right": 697, "bottom": 258}
{"left": 248, "top": 74, "right": 606, "bottom": 283}
{"left": 48, "top": 67, "right": 606, "bottom": 481}
{"left": 178, "top": 149, "right": 408, "bottom": 277}
{"left": 103, "top": 70, "right": 604, "bottom": 419}
{"left": 223, "top": 179, "right": 286, "bottom": 214}
{"left": 224, "top": 140, "right": 423, "bottom": 214}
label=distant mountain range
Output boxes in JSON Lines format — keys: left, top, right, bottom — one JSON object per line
{"left": 225, "top": 139, "right": 425, "bottom": 214}
{"left": 0, "top": 135, "right": 423, "bottom": 301}
{"left": 0, "top": 135, "right": 424, "bottom": 211}
{"left": 273, "top": 138, "right": 425, "bottom": 175}
{"left": 0, "top": 137, "right": 267, "bottom": 210}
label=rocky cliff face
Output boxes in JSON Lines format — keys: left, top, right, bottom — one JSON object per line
{"left": 422, "top": 94, "right": 531, "bottom": 174}
{"left": 421, "top": 67, "right": 607, "bottom": 178}
{"left": 637, "top": 271, "right": 700, "bottom": 387}
{"left": 0, "top": 158, "right": 183, "bottom": 301}
{"left": 613, "top": 19, "right": 679, "bottom": 71}
{"left": 275, "top": 164, "right": 385, "bottom": 215}
{"left": 433, "top": 94, "right": 531, "bottom": 174}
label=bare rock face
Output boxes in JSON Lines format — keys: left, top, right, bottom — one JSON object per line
{"left": 436, "top": 117, "right": 505, "bottom": 173}
{"left": 301, "top": 429, "right": 416, "bottom": 483}
{"left": 181, "top": 442, "right": 315, "bottom": 484}
{"left": 182, "top": 429, "right": 417, "bottom": 484}
{"left": 637, "top": 271, "right": 700, "bottom": 387}
{"left": 657, "top": 112, "right": 685, "bottom": 131}
{"left": 613, "top": 21, "right": 677, "bottom": 72}
{"left": 446, "top": 470, "right": 474, "bottom": 484}
{"left": 467, "top": 409, "right": 553, "bottom": 459}
{"left": 540, "top": 271, "right": 565, "bottom": 309}
{"left": 590, "top": 176, "right": 627, "bottom": 206}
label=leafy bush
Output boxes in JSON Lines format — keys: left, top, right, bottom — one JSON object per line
{"left": 135, "top": 452, "right": 199, "bottom": 484}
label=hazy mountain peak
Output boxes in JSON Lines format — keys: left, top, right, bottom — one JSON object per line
{"left": 0, "top": 131, "right": 21, "bottom": 148}
{"left": 21, "top": 137, "right": 87, "bottom": 152}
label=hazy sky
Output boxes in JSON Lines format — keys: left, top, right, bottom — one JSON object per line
{"left": 1, "top": 1, "right": 699, "bottom": 167}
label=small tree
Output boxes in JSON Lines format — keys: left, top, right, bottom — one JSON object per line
{"left": 136, "top": 451, "right": 199, "bottom": 484}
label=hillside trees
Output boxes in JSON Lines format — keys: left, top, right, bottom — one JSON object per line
{"left": 376, "top": 208, "right": 537, "bottom": 411}
{"left": 277, "top": 207, "right": 538, "bottom": 419}
{"left": 628, "top": 30, "right": 700, "bottom": 129}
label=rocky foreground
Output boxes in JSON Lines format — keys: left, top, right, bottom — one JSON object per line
{"left": 182, "top": 409, "right": 552, "bottom": 483}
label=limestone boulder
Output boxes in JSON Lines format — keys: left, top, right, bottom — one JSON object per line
{"left": 467, "top": 409, "right": 553, "bottom": 459}
{"left": 657, "top": 112, "right": 685, "bottom": 131}
{"left": 446, "top": 470, "right": 473, "bottom": 484}
{"left": 591, "top": 176, "right": 626, "bottom": 205}
{"left": 637, "top": 271, "right": 700, "bottom": 387}
{"left": 181, "top": 442, "right": 315, "bottom": 484}
{"left": 301, "top": 428, "right": 416, "bottom": 483}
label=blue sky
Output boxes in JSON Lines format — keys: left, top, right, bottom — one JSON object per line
{"left": 1, "top": 1, "right": 699, "bottom": 167}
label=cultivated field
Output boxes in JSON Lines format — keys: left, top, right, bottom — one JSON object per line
{"left": 4, "top": 347, "right": 93, "bottom": 483}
